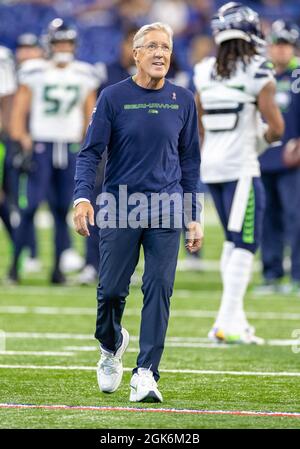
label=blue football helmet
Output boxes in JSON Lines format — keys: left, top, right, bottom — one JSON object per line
{"left": 17, "top": 33, "right": 40, "bottom": 48}
{"left": 269, "top": 20, "right": 300, "bottom": 46}
{"left": 47, "top": 18, "right": 77, "bottom": 44}
{"left": 211, "top": 2, "right": 265, "bottom": 47}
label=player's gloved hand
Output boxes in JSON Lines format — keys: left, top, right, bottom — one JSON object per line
{"left": 185, "top": 221, "right": 204, "bottom": 253}
{"left": 73, "top": 201, "right": 95, "bottom": 237}
{"left": 11, "top": 141, "right": 34, "bottom": 174}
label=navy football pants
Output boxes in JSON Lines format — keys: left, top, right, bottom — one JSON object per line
{"left": 208, "top": 178, "right": 265, "bottom": 254}
{"left": 261, "top": 169, "right": 300, "bottom": 281}
{"left": 13, "top": 142, "right": 76, "bottom": 271}
{"left": 95, "top": 226, "right": 181, "bottom": 381}
{"left": 0, "top": 136, "right": 14, "bottom": 241}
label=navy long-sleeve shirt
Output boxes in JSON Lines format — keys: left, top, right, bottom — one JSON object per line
{"left": 259, "top": 57, "right": 300, "bottom": 173}
{"left": 74, "top": 77, "right": 200, "bottom": 223}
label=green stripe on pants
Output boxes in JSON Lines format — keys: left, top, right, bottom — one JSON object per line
{"left": 18, "top": 173, "right": 28, "bottom": 209}
{"left": 242, "top": 185, "right": 255, "bottom": 244}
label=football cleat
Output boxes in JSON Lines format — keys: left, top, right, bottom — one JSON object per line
{"left": 208, "top": 326, "right": 264, "bottom": 345}
{"left": 253, "top": 280, "right": 285, "bottom": 295}
{"left": 51, "top": 268, "right": 66, "bottom": 285}
{"left": 208, "top": 326, "right": 225, "bottom": 343}
{"left": 6, "top": 266, "right": 20, "bottom": 285}
{"left": 59, "top": 248, "right": 84, "bottom": 273}
{"left": 97, "top": 328, "right": 129, "bottom": 393}
{"left": 23, "top": 257, "right": 43, "bottom": 274}
{"left": 76, "top": 265, "right": 98, "bottom": 285}
{"left": 129, "top": 368, "right": 163, "bottom": 403}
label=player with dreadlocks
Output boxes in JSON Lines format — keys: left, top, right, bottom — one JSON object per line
{"left": 193, "top": 2, "right": 284, "bottom": 343}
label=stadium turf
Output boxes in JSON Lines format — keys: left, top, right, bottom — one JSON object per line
{"left": 0, "top": 202, "right": 300, "bottom": 429}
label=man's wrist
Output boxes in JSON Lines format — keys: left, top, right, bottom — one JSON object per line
{"left": 73, "top": 198, "right": 91, "bottom": 208}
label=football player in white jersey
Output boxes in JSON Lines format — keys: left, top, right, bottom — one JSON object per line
{"left": 12, "top": 33, "right": 46, "bottom": 274}
{"left": 9, "top": 18, "right": 99, "bottom": 284}
{"left": 0, "top": 45, "right": 17, "bottom": 248}
{"left": 194, "top": 2, "right": 284, "bottom": 343}
{"left": 15, "top": 33, "right": 44, "bottom": 66}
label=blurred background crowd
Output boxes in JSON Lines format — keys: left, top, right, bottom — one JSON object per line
{"left": 1, "top": 1, "right": 300, "bottom": 286}
{"left": 1, "top": 0, "right": 300, "bottom": 72}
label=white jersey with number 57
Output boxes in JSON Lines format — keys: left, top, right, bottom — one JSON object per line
{"left": 19, "top": 59, "right": 99, "bottom": 143}
{"left": 194, "top": 55, "right": 275, "bottom": 183}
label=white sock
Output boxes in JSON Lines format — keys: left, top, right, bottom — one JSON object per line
{"left": 220, "top": 241, "right": 234, "bottom": 283}
{"left": 215, "top": 248, "right": 254, "bottom": 335}
{"left": 211, "top": 241, "right": 234, "bottom": 330}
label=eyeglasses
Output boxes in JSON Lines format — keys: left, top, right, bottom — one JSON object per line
{"left": 136, "top": 43, "right": 172, "bottom": 54}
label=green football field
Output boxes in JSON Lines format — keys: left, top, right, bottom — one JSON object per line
{"left": 0, "top": 200, "right": 300, "bottom": 429}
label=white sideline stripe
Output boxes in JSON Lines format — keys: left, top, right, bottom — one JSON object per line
{"left": 0, "top": 332, "right": 274, "bottom": 342}
{"left": 0, "top": 342, "right": 295, "bottom": 358}
{"left": 4, "top": 333, "right": 300, "bottom": 347}
{"left": 0, "top": 288, "right": 219, "bottom": 297}
{"left": 6, "top": 332, "right": 93, "bottom": 340}
{"left": 1, "top": 305, "right": 300, "bottom": 321}
{"left": 62, "top": 340, "right": 300, "bottom": 349}
{"left": 0, "top": 351, "right": 74, "bottom": 356}
{"left": 0, "top": 402, "right": 299, "bottom": 418}
{"left": 63, "top": 344, "right": 232, "bottom": 351}
{"left": 0, "top": 342, "right": 295, "bottom": 357}
{"left": 0, "top": 364, "right": 300, "bottom": 377}
{"left": 0, "top": 345, "right": 230, "bottom": 355}
{"left": 176, "top": 260, "right": 261, "bottom": 273}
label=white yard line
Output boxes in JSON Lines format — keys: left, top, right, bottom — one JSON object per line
{"left": 0, "top": 288, "right": 220, "bottom": 297}
{"left": 0, "top": 364, "right": 300, "bottom": 377}
{"left": 0, "top": 351, "right": 74, "bottom": 356}
{"left": 5, "top": 332, "right": 93, "bottom": 340}
{"left": 3, "top": 332, "right": 300, "bottom": 347}
{"left": 1, "top": 305, "right": 300, "bottom": 321}
{"left": 63, "top": 344, "right": 232, "bottom": 351}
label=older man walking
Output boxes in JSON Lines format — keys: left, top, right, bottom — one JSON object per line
{"left": 73, "top": 22, "right": 202, "bottom": 402}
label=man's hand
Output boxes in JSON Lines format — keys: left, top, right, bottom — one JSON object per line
{"left": 73, "top": 202, "right": 95, "bottom": 237}
{"left": 185, "top": 221, "right": 204, "bottom": 253}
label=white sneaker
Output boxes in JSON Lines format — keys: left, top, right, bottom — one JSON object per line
{"left": 208, "top": 326, "right": 224, "bottom": 343}
{"left": 97, "top": 328, "right": 129, "bottom": 393}
{"left": 129, "top": 368, "right": 163, "bottom": 403}
{"left": 77, "top": 265, "right": 98, "bottom": 285}
{"left": 23, "top": 257, "right": 42, "bottom": 273}
{"left": 242, "top": 327, "right": 265, "bottom": 345}
{"left": 59, "top": 248, "right": 84, "bottom": 273}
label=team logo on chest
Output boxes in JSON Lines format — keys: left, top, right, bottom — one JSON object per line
{"left": 172, "top": 92, "right": 176, "bottom": 101}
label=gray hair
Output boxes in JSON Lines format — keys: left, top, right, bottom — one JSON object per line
{"left": 133, "top": 22, "right": 173, "bottom": 50}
